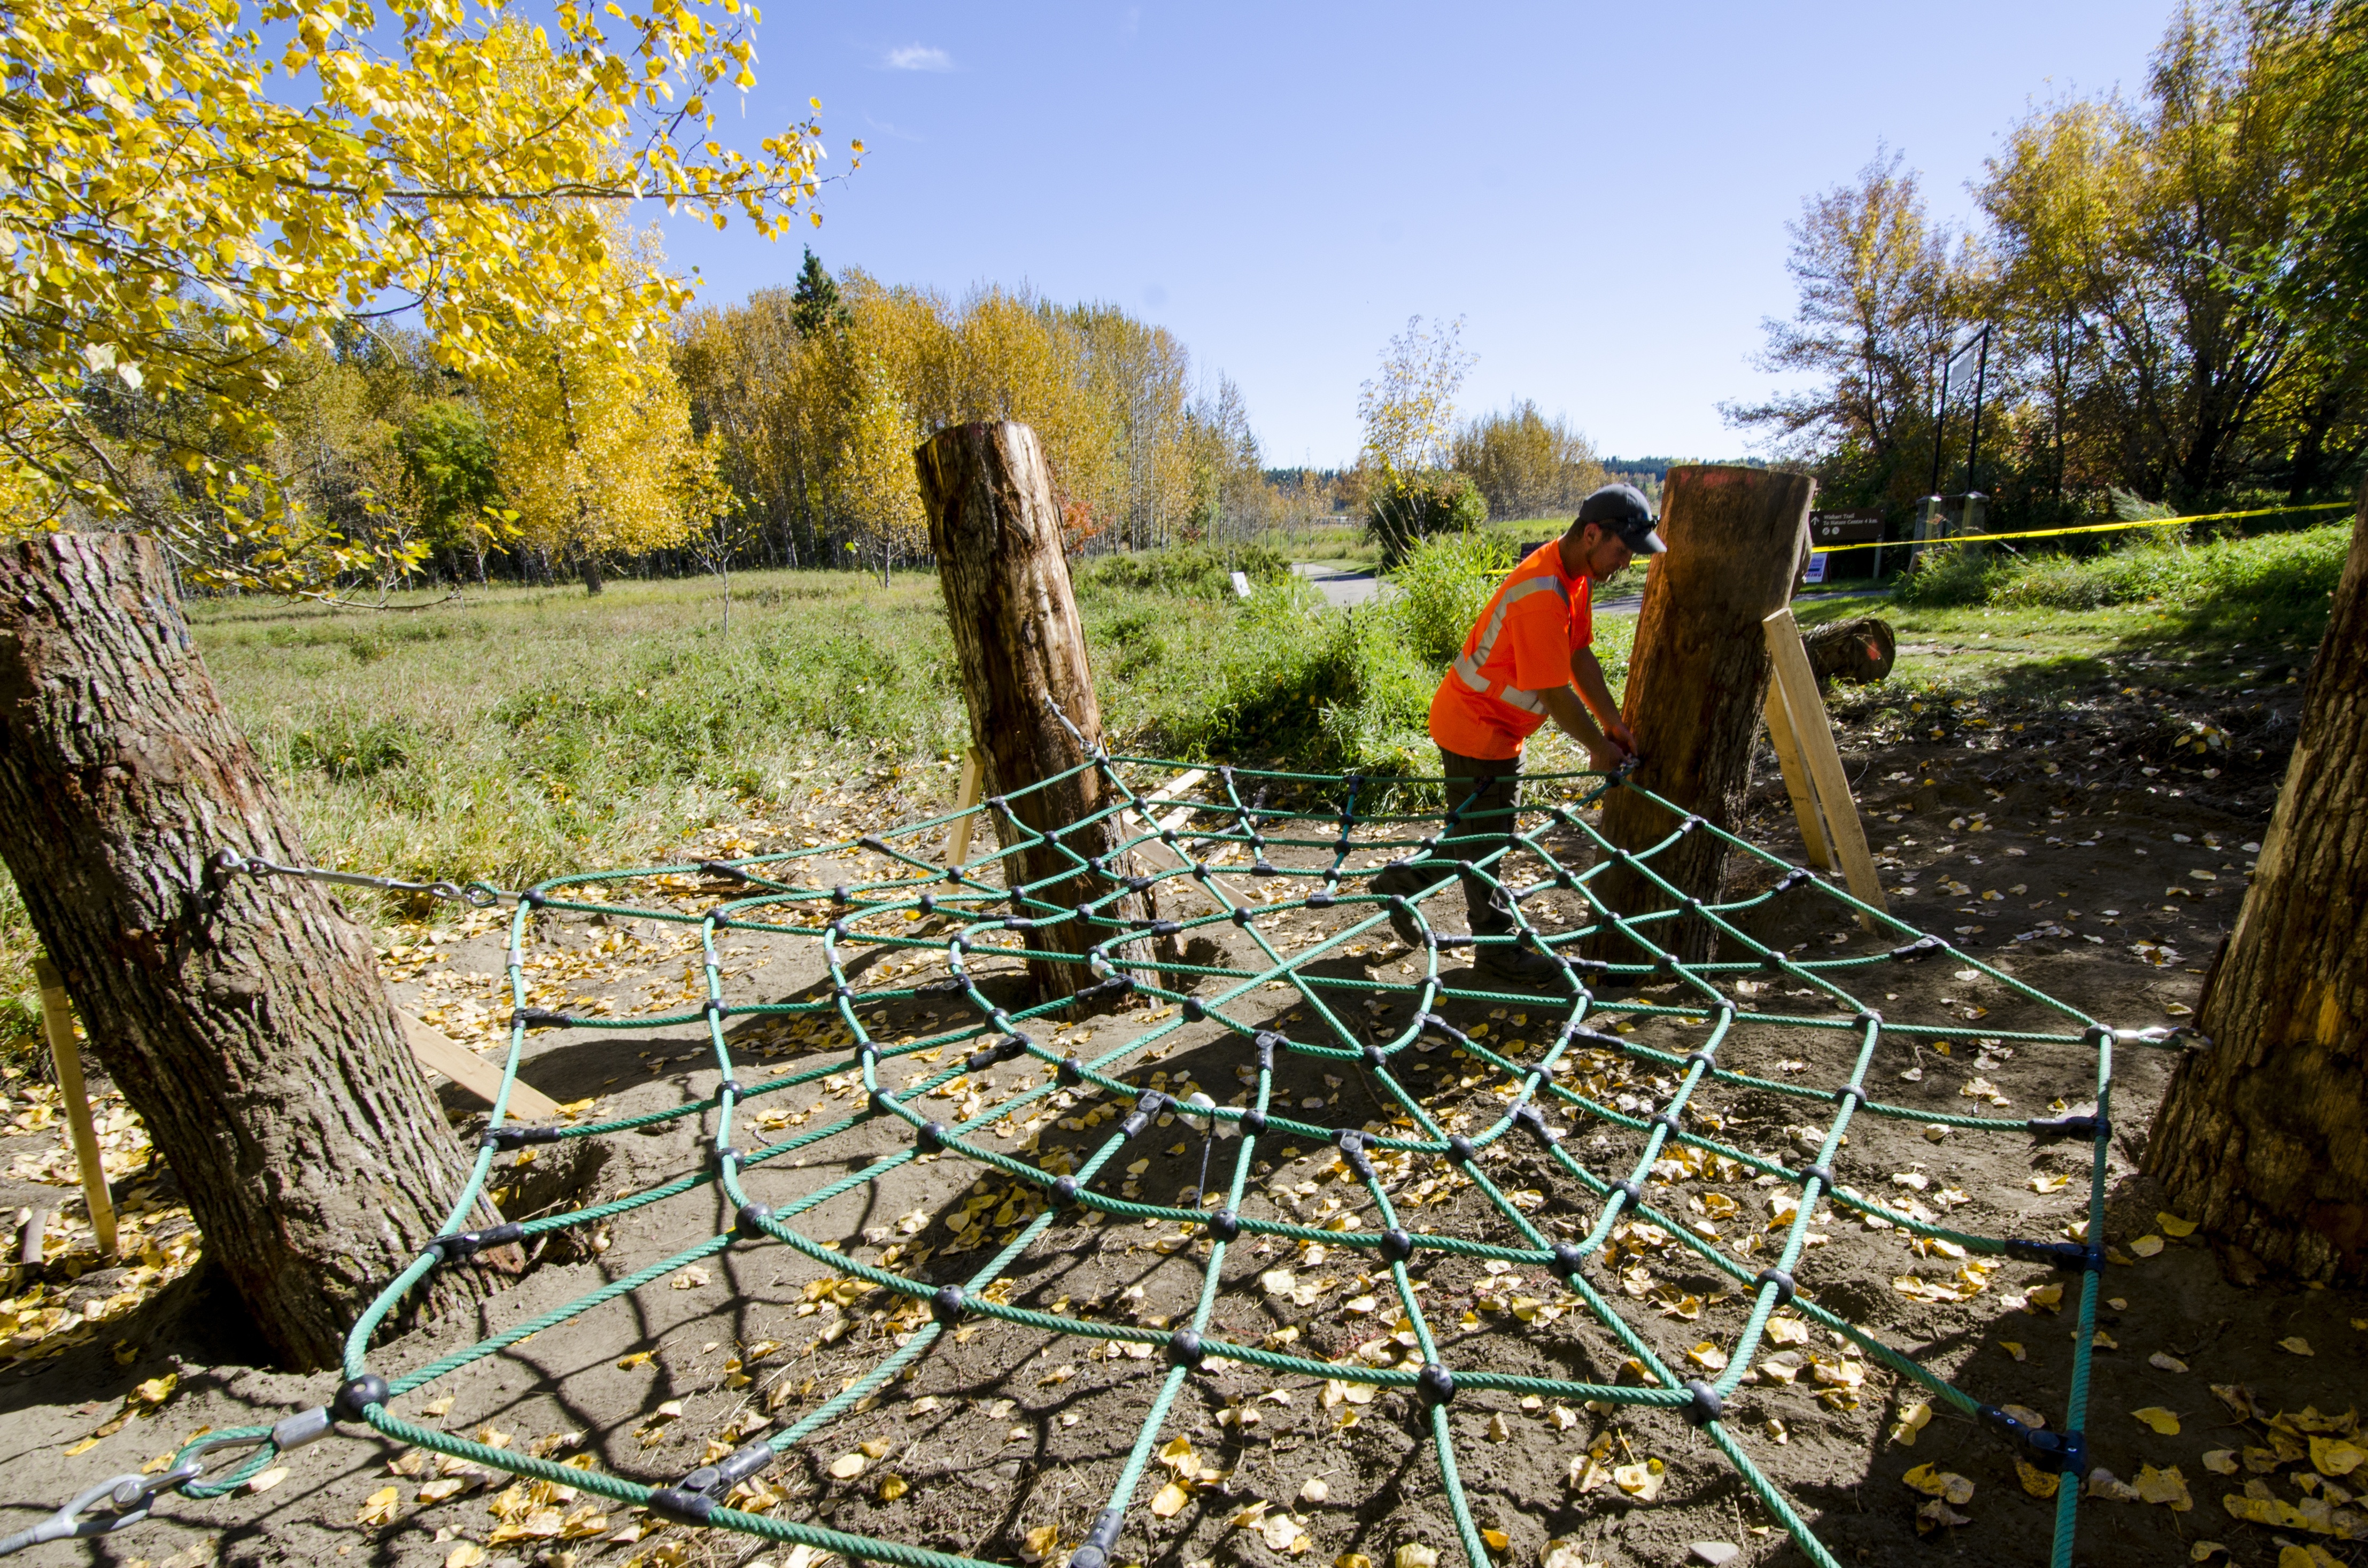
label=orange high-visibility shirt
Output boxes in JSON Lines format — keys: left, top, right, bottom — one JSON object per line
{"left": 1427, "top": 541, "right": 1593, "bottom": 760}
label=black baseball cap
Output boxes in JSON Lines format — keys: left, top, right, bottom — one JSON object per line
{"left": 1575, "top": 484, "right": 1666, "bottom": 554}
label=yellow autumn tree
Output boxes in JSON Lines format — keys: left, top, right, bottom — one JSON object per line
{"left": 1, "top": 0, "right": 849, "bottom": 588}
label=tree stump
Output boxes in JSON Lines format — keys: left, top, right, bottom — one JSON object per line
{"left": 2146, "top": 493, "right": 2368, "bottom": 1283}
{"left": 917, "top": 423, "right": 1168, "bottom": 1008}
{"left": 1802, "top": 615, "right": 1896, "bottom": 687}
{"left": 0, "top": 533, "right": 491, "bottom": 1369}
{"left": 1585, "top": 465, "right": 1815, "bottom": 965}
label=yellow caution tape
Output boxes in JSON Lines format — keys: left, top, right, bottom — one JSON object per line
{"left": 1808, "top": 499, "right": 2351, "bottom": 557}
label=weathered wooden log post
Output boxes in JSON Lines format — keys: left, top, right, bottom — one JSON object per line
{"left": 0, "top": 533, "right": 493, "bottom": 1369}
{"left": 917, "top": 422, "right": 1167, "bottom": 1007}
{"left": 1585, "top": 465, "right": 1815, "bottom": 965}
{"left": 2147, "top": 490, "right": 2368, "bottom": 1283}
{"left": 1802, "top": 615, "right": 1897, "bottom": 688}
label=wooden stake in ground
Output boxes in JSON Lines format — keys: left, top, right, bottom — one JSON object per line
{"left": 917, "top": 422, "right": 1170, "bottom": 1006}
{"left": 1585, "top": 465, "right": 1815, "bottom": 965}
{"left": 1762, "top": 608, "right": 1887, "bottom": 926}
{"left": 32, "top": 954, "right": 113, "bottom": 1257}
{"left": 2147, "top": 491, "right": 2368, "bottom": 1284}
{"left": 0, "top": 533, "right": 494, "bottom": 1369}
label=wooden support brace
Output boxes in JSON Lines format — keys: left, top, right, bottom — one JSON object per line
{"left": 1762, "top": 608, "right": 1888, "bottom": 927}
{"left": 32, "top": 954, "right": 114, "bottom": 1257}
{"left": 945, "top": 747, "right": 986, "bottom": 870}
{"left": 1762, "top": 690, "right": 1836, "bottom": 872}
{"left": 396, "top": 1006, "right": 562, "bottom": 1121}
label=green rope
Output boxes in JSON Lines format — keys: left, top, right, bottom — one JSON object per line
{"left": 144, "top": 755, "right": 2124, "bottom": 1568}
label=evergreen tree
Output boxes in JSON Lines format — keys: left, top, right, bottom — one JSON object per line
{"left": 791, "top": 249, "right": 848, "bottom": 337}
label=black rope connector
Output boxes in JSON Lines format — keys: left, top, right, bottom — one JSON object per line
{"left": 1231, "top": 906, "right": 1253, "bottom": 927}
{"left": 1066, "top": 1506, "right": 1127, "bottom": 1568}
{"left": 1379, "top": 1228, "right": 1415, "bottom": 1264}
{"left": 858, "top": 835, "right": 890, "bottom": 855}
{"left": 1336, "top": 1129, "right": 1375, "bottom": 1181}
{"left": 1307, "top": 891, "right": 1336, "bottom": 909}
{"left": 917, "top": 1121, "right": 949, "bottom": 1154}
{"left": 1444, "top": 1135, "right": 1477, "bottom": 1166}
{"left": 1362, "top": 1042, "right": 1388, "bottom": 1072}
{"left": 917, "top": 894, "right": 937, "bottom": 916}
{"left": 513, "top": 1008, "right": 574, "bottom": 1030}
{"left": 868, "top": 1088, "right": 896, "bottom": 1115}
{"left": 2006, "top": 1417, "right": 2091, "bottom": 1478}
{"left": 1255, "top": 1031, "right": 1282, "bottom": 1071}
{"left": 2027, "top": 1112, "right": 2107, "bottom": 1140}
{"left": 857, "top": 1042, "right": 880, "bottom": 1067}
{"left": 1415, "top": 1362, "right": 1456, "bottom": 1407}
{"left": 1166, "top": 1329, "right": 1205, "bottom": 1368}
{"left": 1649, "top": 1111, "right": 1683, "bottom": 1138}
{"left": 1240, "top": 1109, "right": 1267, "bottom": 1135}
{"left": 331, "top": 1373, "right": 389, "bottom": 1423}
{"left": 1653, "top": 951, "right": 1678, "bottom": 973}
{"left": 1754, "top": 1267, "right": 1797, "bottom": 1307}
{"left": 1758, "top": 949, "right": 1789, "bottom": 973}
{"left": 717, "top": 1078, "right": 746, "bottom": 1100}
{"left": 1679, "top": 1378, "right": 1725, "bottom": 1426}
{"left": 1889, "top": 934, "right": 1944, "bottom": 962}
{"left": 931, "top": 1285, "right": 966, "bottom": 1326}
{"left": 714, "top": 1145, "right": 744, "bottom": 1172}
{"left": 1551, "top": 1241, "right": 1587, "bottom": 1281}
{"left": 520, "top": 889, "right": 548, "bottom": 909}
{"left": 1208, "top": 1208, "right": 1241, "bottom": 1242}
{"left": 1511, "top": 1103, "right": 1559, "bottom": 1147}
{"left": 1682, "top": 1050, "right": 1718, "bottom": 1073}
{"left": 1121, "top": 1091, "right": 1169, "bottom": 1138}
{"left": 697, "top": 860, "right": 748, "bottom": 882}
{"left": 1609, "top": 1178, "right": 1644, "bottom": 1207}
{"left": 430, "top": 1222, "right": 523, "bottom": 1262}
{"left": 1182, "top": 998, "right": 1206, "bottom": 1022}
{"left": 2004, "top": 1238, "right": 2104, "bottom": 1272}
{"left": 1058, "top": 1055, "right": 1085, "bottom": 1086}
{"left": 1852, "top": 1008, "right": 1882, "bottom": 1029}
{"left": 827, "top": 919, "right": 848, "bottom": 940}
{"left": 648, "top": 1487, "right": 717, "bottom": 1524}
{"left": 680, "top": 1439, "right": 775, "bottom": 1499}
{"left": 1073, "top": 902, "right": 1096, "bottom": 926}
{"left": 1051, "top": 1176, "right": 1082, "bottom": 1209}
{"left": 1799, "top": 1163, "right": 1835, "bottom": 1192}
{"left": 1833, "top": 1084, "right": 1868, "bottom": 1109}
{"left": 735, "top": 1202, "right": 774, "bottom": 1239}
{"left": 482, "top": 1124, "right": 566, "bottom": 1151}
{"left": 704, "top": 999, "right": 730, "bottom": 1021}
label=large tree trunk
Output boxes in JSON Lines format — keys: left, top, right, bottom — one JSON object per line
{"left": 917, "top": 423, "right": 1167, "bottom": 1008}
{"left": 0, "top": 534, "right": 490, "bottom": 1368}
{"left": 2146, "top": 494, "right": 2368, "bottom": 1283}
{"left": 1585, "top": 465, "right": 1815, "bottom": 965}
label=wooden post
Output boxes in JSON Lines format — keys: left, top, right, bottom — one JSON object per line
{"left": 916, "top": 423, "right": 1171, "bottom": 1006}
{"left": 396, "top": 1006, "right": 562, "bottom": 1120}
{"left": 31, "top": 955, "right": 114, "bottom": 1256}
{"left": 1585, "top": 465, "right": 1815, "bottom": 965}
{"left": 1763, "top": 609, "right": 1887, "bottom": 926}
{"left": 1761, "top": 693, "right": 1835, "bottom": 872}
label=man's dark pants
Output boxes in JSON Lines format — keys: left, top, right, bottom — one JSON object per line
{"left": 1381, "top": 746, "right": 1524, "bottom": 938}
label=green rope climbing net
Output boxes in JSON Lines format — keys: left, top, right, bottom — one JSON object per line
{"left": 164, "top": 729, "right": 2170, "bottom": 1568}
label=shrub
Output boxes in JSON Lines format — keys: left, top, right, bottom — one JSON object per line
{"left": 1894, "top": 522, "right": 2349, "bottom": 612}
{"left": 1075, "top": 542, "right": 1291, "bottom": 600}
{"left": 1367, "top": 470, "right": 1486, "bottom": 568}
{"left": 1389, "top": 530, "right": 1518, "bottom": 665}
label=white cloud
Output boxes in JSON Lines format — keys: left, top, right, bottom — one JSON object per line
{"left": 885, "top": 43, "right": 952, "bottom": 72}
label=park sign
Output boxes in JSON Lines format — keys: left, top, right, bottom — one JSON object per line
{"left": 1806, "top": 510, "right": 1885, "bottom": 582}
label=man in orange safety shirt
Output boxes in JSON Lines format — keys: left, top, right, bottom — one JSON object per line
{"left": 1374, "top": 483, "right": 1663, "bottom": 984}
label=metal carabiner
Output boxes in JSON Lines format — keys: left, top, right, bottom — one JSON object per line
{"left": 0, "top": 1459, "right": 202, "bottom": 1556}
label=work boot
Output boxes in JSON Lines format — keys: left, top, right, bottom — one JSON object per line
{"left": 1371, "top": 860, "right": 1444, "bottom": 947}
{"left": 1472, "top": 940, "right": 1569, "bottom": 990}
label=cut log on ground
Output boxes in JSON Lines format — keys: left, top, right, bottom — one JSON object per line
{"left": 1585, "top": 465, "right": 1815, "bottom": 965}
{"left": 1801, "top": 615, "right": 1896, "bottom": 687}
{"left": 2146, "top": 489, "right": 2368, "bottom": 1284}
{"left": 0, "top": 533, "right": 494, "bottom": 1369}
{"left": 916, "top": 422, "right": 1172, "bottom": 1008}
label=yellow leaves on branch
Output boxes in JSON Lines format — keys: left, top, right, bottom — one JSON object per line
{"left": 1, "top": 0, "right": 842, "bottom": 555}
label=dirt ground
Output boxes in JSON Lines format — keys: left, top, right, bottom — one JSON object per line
{"left": 2, "top": 672, "right": 2363, "bottom": 1568}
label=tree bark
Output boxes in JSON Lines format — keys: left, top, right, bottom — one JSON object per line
{"left": 2146, "top": 493, "right": 2368, "bottom": 1284}
{"left": 1802, "top": 615, "right": 1897, "bottom": 688}
{"left": 1585, "top": 465, "right": 1815, "bottom": 965}
{"left": 0, "top": 533, "right": 491, "bottom": 1369}
{"left": 917, "top": 423, "right": 1167, "bottom": 1009}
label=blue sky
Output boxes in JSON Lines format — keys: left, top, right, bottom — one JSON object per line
{"left": 661, "top": 1, "right": 2175, "bottom": 468}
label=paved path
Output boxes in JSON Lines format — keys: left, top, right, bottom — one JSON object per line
{"left": 1291, "top": 562, "right": 1389, "bottom": 607}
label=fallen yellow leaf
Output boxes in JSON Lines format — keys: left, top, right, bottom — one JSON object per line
{"left": 1480, "top": 1528, "right": 1510, "bottom": 1553}
{"left": 446, "top": 1544, "right": 487, "bottom": 1568}
{"left": 2129, "top": 1235, "right": 2166, "bottom": 1257}
{"left": 2279, "top": 1336, "right": 2314, "bottom": 1356}
{"left": 877, "top": 1473, "right": 908, "bottom": 1501}
{"left": 2310, "top": 1435, "right": 2365, "bottom": 1476}
{"left": 62, "top": 1438, "right": 98, "bottom": 1457}
{"left": 2156, "top": 1212, "right": 2197, "bottom": 1238}
{"left": 2134, "top": 1464, "right": 2193, "bottom": 1510}
{"left": 2017, "top": 1460, "right": 2061, "bottom": 1497}
{"left": 2131, "top": 1407, "right": 2181, "bottom": 1435}
{"left": 2201, "top": 1449, "right": 2239, "bottom": 1474}
{"left": 1902, "top": 1464, "right": 1975, "bottom": 1505}
{"left": 616, "top": 1351, "right": 654, "bottom": 1370}
{"left": 354, "top": 1485, "right": 401, "bottom": 1526}
{"left": 1151, "top": 1481, "right": 1190, "bottom": 1518}
{"left": 245, "top": 1466, "right": 291, "bottom": 1494}
{"left": 828, "top": 1453, "right": 866, "bottom": 1479}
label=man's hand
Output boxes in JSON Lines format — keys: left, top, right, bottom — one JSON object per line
{"left": 1534, "top": 684, "right": 1634, "bottom": 774}
{"left": 1600, "top": 712, "right": 1639, "bottom": 762}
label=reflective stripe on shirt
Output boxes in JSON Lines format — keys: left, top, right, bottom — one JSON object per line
{"left": 1450, "top": 573, "right": 1570, "bottom": 715}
